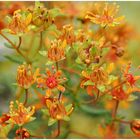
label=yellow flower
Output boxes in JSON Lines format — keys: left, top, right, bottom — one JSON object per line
{"left": 85, "top": 3, "right": 124, "bottom": 27}
{"left": 8, "top": 101, "right": 35, "bottom": 126}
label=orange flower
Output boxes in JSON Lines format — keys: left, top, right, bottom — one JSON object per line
{"left": 8, "top": 101, "right": 35, "bottom": 126}
{"left": 59, "top": 24, "right": 76, "bottom": 45}
{"left": 48, "top": 39, "right": 67, "bottom": 62}
{"left": 81, "top": 67, "right": 108, "bottom": 96}
{"left": 36, "top": 66, "right": 66, "bottom": 97}
{"left": 16, "top": 64, "right": 39, "bottom": 89}
{"left": 123, "top": 63, "right": 140, "bottom": 87}
{"left": 46, "top": 97, "right": 73, "bottom": 120}
{"left": 0, "top": 114, "right": 10, "bottom": 126}
{"left": 8, "top": 9, "right": 32, "bottom": 35}
{"left": 98, "top": 124, "right": 117, "bottom": 138}
{"left": 111, "top": 86, "right": 128, "bottom": 101}
{"left": 85, "top": 3, "right": 124, "bottom": 27}
{"left": 15, "top": 128, "right": 30, "bottom": 139}
{"left": 130, "top": 119, "right": 140, "bottom": 136}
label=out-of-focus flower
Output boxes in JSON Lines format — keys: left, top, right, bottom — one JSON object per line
{"left": 47, "top": 39, "right": 67, "bottom": 62}
{"left": 31, "top": 3, "right": 52, "bottom": 28}
{"left": 46, "top": 97, "right": 73, "bottom": 121}
{"left": 0, "top": 114, "right": 10, "bottom": 126}
{"left": 85, "top": 3, "right": 124, "bottom": 27}
{"left": 98, "top": 124, "right": 117, "bottom": 138}
{"left": 16, "top": 64, "right": 39, "bottom": 89}
{"left": 123, "top": 62, "right": 140, "bottom": 86}
{"left": 7, "top": 9, "right": 32, "bottom": 35}
{"left": 15, "top": 128, "right": 30, "bottom": 139}
{"left": 36, "top": 66, "right": 66, "bottom": 97}
{"left": 0, "top": 20, "right": 5, "bottom": 30}
{"left": 8, "top": 3, "right": 25, "bottom": 16}
{"left": 8, "top": 101, "right": 35, "bottom": 126}
{"left": 130, "top": 119, "right": 140, "bottom": 136}
{"left": 104, "top": 23, "right": 134, "bottom": 59}
{"left": 59, "top": 24, "right": 76, "bottom": 45}
{"left": 111, "top": 86, "right": 128, "bottom": 101}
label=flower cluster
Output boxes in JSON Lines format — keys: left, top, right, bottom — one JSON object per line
{"left": 0, "top": 1, "right": 140, "bottom": 139}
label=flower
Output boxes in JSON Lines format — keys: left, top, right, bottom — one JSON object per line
{"left": 0, "top": 114, "right": 10, "bottom": 126}
{"left": 123, "top": 63, "right": 140, "bottom": 86}
{"left": 98, "top": 124, "right": 117, "bottom": 138}
{"left": 36, "top": 66, "right": 66, "bottom": 97}
{"left": 59, "top": 24, "right": 75, "bottom": 45}
{"left": 130, "top": 119, "right": 140, "bottom": 136}
{"left": 15, "top": 128, "right": 30, "bottom": 139}
{"left": 47, "top": 39, "right": 67, "bottom": 62}
{"left": 16, "top": 64, "right": 39, "bottom": 89}
{"left": 7, "top": 9, "right": 32, "bottom": 35}
{"left": 8, "top": 101, "right": 35, "bottom": 126}
{"left": 46, "top": 97, "right": 73, "bottom": 120}
{"left": 81, "top": 63, "right": 115, "bottom": 96}
{"left": 111, "top": 86, "right": 128, "bottom": 101}
{"left": 81, "top": 67, "right": 108, "bottom": 96}
{"left": 75, "top": 37, "right": 106, "bottom": 65}
{"left": 85, "top": 3, "right": 124, "bottom": 27}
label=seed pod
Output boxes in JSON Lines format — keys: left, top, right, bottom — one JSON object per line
{"left": 130, "top": 119, "right": 140, "bottom": 136}
{"left": 115, "top": 47, "right": 124, "bottom": 57}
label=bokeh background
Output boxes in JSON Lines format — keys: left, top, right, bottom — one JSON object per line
{"left": 0, "top": 1, "right": 140, "bottom": 138}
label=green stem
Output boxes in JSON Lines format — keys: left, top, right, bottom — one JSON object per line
{"left": 24, "top": 89, "right": 28, "bottom": 106}
{"left": 17, "top": 36, "right": 22, "bottom": 49}
{"left": 20, "top": 126, "right": 23, "bottom": 139}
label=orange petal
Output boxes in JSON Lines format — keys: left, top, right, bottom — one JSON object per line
{"left": 87, "top": 86, "right": 94, "bottom": 96}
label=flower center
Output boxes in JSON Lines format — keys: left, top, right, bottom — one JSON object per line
{"left": 46, "top": 76, "right": 58, "bottom": 89}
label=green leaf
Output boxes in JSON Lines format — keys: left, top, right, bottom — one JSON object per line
{"left": 29, "top": 117, "right": 36, "bottom": 122}
{"left": 63, "top": 116, "right": 70, "bottom": 121}
{"left": 48, "top": 118, "right": 57, "bottom": 126}
{"left": 4, "top": 43, "right": 13, "bottom": 49}
{"left": 79, "top": 105, "right": 109, "bottom": 116}
{"left": 97, "top": 85, "right": 106, "bottom": 92}
{"left": 65, "top": 104, "right": 73, "bottom": 112}
{"left": 90, "top": 47, "right": 97, "bottom": 55}
{"left": 127, "top": 94, "right": 138, "bottom": 101}
{"left": 39, "top": 50, "right": 47, "bottom": 56}
{"left": 45, "top": 60, "right": 54, "bottom": 66}
{"left": 83, "top": 80, "right": 94, "bottom": 86}
{"left": 4, "top": 55, "right": 24, "bottom": 64}
{"left": 11, "top": 83, "right": 18, "bottom": 86}
{"left": 42, "top": 109, "right": 49, "bottom": 116}
{"left": 75, "top": 57, "right": 83, "bottom": 64}
{"left": 108, "top": 75, "right": 118, "bottom": 84}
